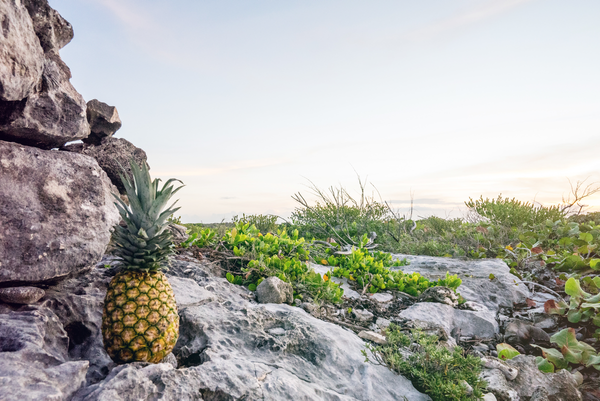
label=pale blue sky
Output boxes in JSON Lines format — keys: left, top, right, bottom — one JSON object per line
{"left": 50, "top": 0, "right": 600, "bottom": 222}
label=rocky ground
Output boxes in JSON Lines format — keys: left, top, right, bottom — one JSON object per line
{"left": 1, "top": 246, "right": 593, "bottom": 401}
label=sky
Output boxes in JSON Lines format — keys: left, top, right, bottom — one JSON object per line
{"left": 49, "top": 0, "right": 600, "bottom": 223}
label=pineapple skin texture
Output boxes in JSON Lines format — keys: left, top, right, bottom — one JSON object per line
{"left": 102, "top": 271, "right": 179, "bottom": 364}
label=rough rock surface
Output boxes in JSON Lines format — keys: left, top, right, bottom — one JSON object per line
{"left": 0, "top": 0, "right": 45, "bottom": 101}
{"left": 22, "top": 0, "right": 74, "bottom": 54}
{"left": 0, "top": 140, "right": 120, "bottom": 285}
{"left": 167, "top": 223, "right": 189, "bottom": 246}
{"left": 256, "top": 275, "right": 294, "bottom": 304}
{"left": 0, "top": 286, "right": 45, "bottom": 304}
{"left": 0, "top": 254, "right": 431, "bottom": 400}
{"left": 399, "top": 302, "right": 499, "bottom": 339}
{"left": 83, "top": 99, "right": 122, "bottom": 145}
{"left": 0, "top": 0, "right": 89, "bottom": 149}
{"left": 0, "top": 307, "right": 89, "bottom": 401}
{"left": 392, "top": 254, "right": 530, "bottom": 312}
{"left": 482, "top": 355, "right": 582, "bottom": 401}
{"left": 61, "top": 137, "right": 148, "bottom": 195}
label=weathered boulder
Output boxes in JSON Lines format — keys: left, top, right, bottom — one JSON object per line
{"left": 0, "top": 307, "right": 89, "bottom": 400}
{"left": 0, "top": 54, "right": 90, "bottom": 149}
{"left": 0, "top": 140, "right": 120, "bottom": 285}
{"left": 256, "top": 276, "right": 294, "bottom": 304}
{"left": 75, "top": 268, "right": 430, "bottom": 400}
{"left": 399, "top": 302, "right": 499, "bottom": 339}
{"left": 0, "top": 286, "right": 45, "bottom": 304}
{"left": 0, "top": 0, "right": 89, "bottom": 149}
{"left": 392, "top": 254, "right": 530, "bottom": 311}
{"left": 22, "top": 0, "right": 74, "bottom": 54}
{"left": 61, "top": 137, "right": 148, "bottom": 195}
{"left": 0, "top": 0, "right": 44, "bottom": 101}
{"left": 83, "top": 99, "right": 122, "bottom": 145}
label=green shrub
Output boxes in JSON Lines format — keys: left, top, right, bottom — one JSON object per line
{"left": 323, "top": 235, "right": 462, "bottom": 296}
{"left": 232, "top": 213, "right": 278, "bottom": 234}
{"left": 364, "top": 326, "right": 486, "bottom": 400}
{"left": 290, "top": 179, "right": 392, "bottom": 246}
{"left": 465, "top": 194, "right": 564, "bottom": 228}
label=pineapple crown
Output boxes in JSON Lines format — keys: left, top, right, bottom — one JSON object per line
{"left": 111, "top": 159, "right": 184, "bottom": 272}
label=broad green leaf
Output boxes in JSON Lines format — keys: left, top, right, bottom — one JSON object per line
{"left": 497, "top": 343, "right": 520, "bottom": 360}
{"left": 593, "top": 276, "right": 600, "bottom": 288}
{"left": 586, "top": 354, "right": 600, "bottom": 367}
{"left": 559, "top": 237, "right": 573, "bottom": 246}
{"left": 531, "top": 345, "right": 569, "bottom": 370}
{"left": 580, "top": 302, "right": 600, "bottom": 309}
{"left": 579, "top": 232, "right": 593, "bottom": 243}
{"left": 562, "top": 345, "right": 583, "bottom": 364}
{"left": 567, "top": 309, "right": 583, "bottom": 323}
{"left": 535, "top": 356, "right": 555, "bottom": 373}
{"left": 551, "top": 328, "right": 579, "bottom": 349}
{"left": 565, "top": 277, "right": 591, "bottom": 299}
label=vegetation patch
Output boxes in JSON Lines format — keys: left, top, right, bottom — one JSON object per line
{"left": 364, "top": 325, "right": 486, "bottom": 401}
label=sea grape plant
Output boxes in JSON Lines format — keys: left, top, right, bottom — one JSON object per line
{"left": 532, "top": 328, "right": 600, "bottom": 372}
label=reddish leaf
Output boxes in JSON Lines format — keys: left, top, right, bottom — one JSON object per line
{"left": 531, "top": 247, "right": 543, "bottom": 254}
{"left": 526, "top": 298, "right": 537, "bottom": 307}
{"left": 556, "top": 278, "right": 566, "bottom": 286}
{"left": 544, "top": 299, "right": 567, "bottom": 315}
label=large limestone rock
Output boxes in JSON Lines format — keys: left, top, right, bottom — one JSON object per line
{"left": 1, "top": 254, "right": 431, "bottom": 400}
{"left": 0, "top": 307, "right": 89, "bottom": 401}
{"left": 21, "top": 0, "right": 74, "bottom": 55}
{"left": 0, "top": 0, "right": 89, "bottom": 149}
{"left": 83, "top": 99, "right": 122, "bottom": 145}
{"left": 399, "top": 302, "right": 499, "bottom": 339}
{"left": 0, "top": 54, "right": 89, "bottom": 149}
{"left": 0, "top": 140, "right": 120, "bottom": 285}
{"left": 74, "top": 263, "right": 430, "bottom": 400}
{"left": 392, "top": 254, "right": 530, "bottom": 311}
{"left": 61, "top": 137, "right": 148, "bottom": 195}
{"left": 0, "top": 0, "right": 45, "bottom": 101}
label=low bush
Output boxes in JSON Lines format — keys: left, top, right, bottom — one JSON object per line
{"left": 364, "top": 326, "right": 486, "bottom": 401}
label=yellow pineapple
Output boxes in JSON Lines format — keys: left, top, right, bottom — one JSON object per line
{"left": 102, "top": 160, "right": 183, "bottom": 364}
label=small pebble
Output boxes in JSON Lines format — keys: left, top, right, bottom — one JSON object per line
{"left": 0, "top": 287, "right": 45, "bottom": 305}
{"left": 358, "top": 330, "right": 388, "bottom": 345}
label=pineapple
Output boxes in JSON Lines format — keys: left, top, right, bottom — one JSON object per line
{"left": 102, "top": 159, "right": 183, "bottom": 364}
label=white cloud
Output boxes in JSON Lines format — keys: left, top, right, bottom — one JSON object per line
{"left": 401, "top": 0, "right": 537, "bottom": 43}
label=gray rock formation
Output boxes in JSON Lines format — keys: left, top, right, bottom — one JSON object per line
{"left": 21, "top": 0, "right": 74, "bottom": 54}
{"left": 0, "top": 254, "right": 431, "bottom": 400}
{"left": 0, "top": 287, "right": 45, "bottom": 304}
{"left": 399, "top": 302, "right": 499, "bottom": 339}
{"left": 61, "top": 137, "right": 148, "bottom": 195}
{"left": 83, "top": 99, "right": 122, "bottom": 145}
{"left": 255, "top": 276, "right": 294, "bottom": 304}
{"left": 482, "top": 355, "right": 582, "bottom": 401}
{"left": 0, "top": 0, "right": 89, "bottom": 149}
{"left": 0, "top": 140, "right": 120, "bottom": 285}
{"left": 392, "top": 254, "right": 530, "bottom": 311}
{"left": 0, "top": 307, "right": 89, "bottom": 401}
{"left": 0, "top": 0, "right": 44, "bottom": 101}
